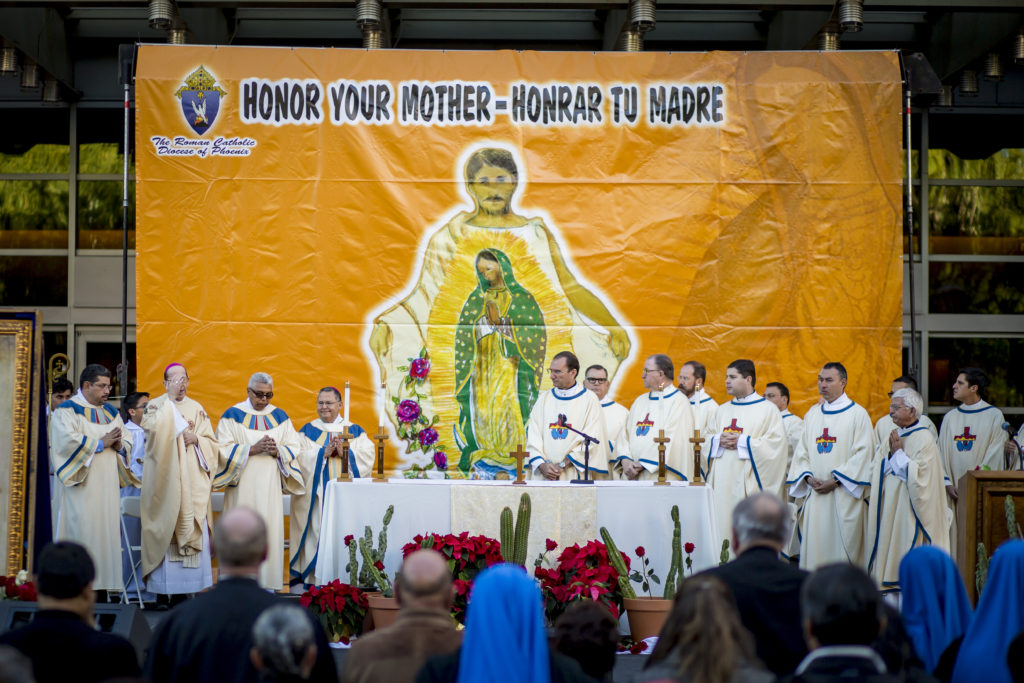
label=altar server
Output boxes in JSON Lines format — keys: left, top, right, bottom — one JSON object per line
{"left": 874, "top": 376, "right": 937, "bottom": 445}
{"left": 867, "top": 388, "right": 949, "bottom": 592}
{"left": 140, "top": 363, "right": 218, "bottom": 596}
{"left": 787, "top": 363, "right": 875, "bottom": 570}
{"left": 290, "top": 386, "right": 375, "bottom": 585}
{"left": 215, "top": 372, "right": 305, "bottom": 590}
{"left": 938, "top": 367, "right": 1007, "bottom": 555}
{"left": 679, "top": 360, "right": 718, "bottom": 438}
{"left": 526, "top": 351, "right": 609, "bottom": 480}
{"left": 49, "top": 364, "right": 134, "bottom": 592}
{"left": 585, "top": 364, "right": 629, "bottom": 477}
{"left": 705, "top": 360, "right": 787, "bottom": 553}
{"left": 620, "top": 354, "right": 695, "bottom": 481}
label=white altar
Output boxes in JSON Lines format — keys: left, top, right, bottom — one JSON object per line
{"left": 313, "top": 479, "right": 722, "bottom": 589}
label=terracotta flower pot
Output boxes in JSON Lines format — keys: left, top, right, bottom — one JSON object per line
{"left": 623, "top": 596, "right": 673, "bottom": 641}
{"left": 367, "top": 594, "right": 401, "bottom": 630}
{"left": 361, "top": 590, "right": 381, "bottom": 632}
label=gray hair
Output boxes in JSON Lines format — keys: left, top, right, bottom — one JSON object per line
{"left": 892, "top": 387, "right": 923, "bottom": 418}
{"left": 0, "top": 646, "right": 34, "bottom": 683}
{"left": 732, "top": 492, "right": 792, "bottom": 548}
{"left": 248, "top": 372, "right": 273, "bottom": 389}
{"left": 252, "top": 605, "right": 315, "bottom": 678}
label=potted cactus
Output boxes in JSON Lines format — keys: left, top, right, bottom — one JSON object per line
{"left": 345, "top": 505, "right": 400, "bottom": 629}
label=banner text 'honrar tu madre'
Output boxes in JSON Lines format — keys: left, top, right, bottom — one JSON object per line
{"left": 238, "top": 79, "right": 726, "bottom": 127}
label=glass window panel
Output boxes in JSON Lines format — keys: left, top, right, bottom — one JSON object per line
{"left": 928, "top": 148, "right": 1024, "bottom": 181}
{"left": 77, "top": 180, "right": 135, "bottom": 250}
{"left": 0, "top": 255, "right": 67, "bottom": 306}
{"left": 0, "top": 109, "right": 70, "bottom": 173}
{"left": 0, "top": 144, "right": 70, "bottom": 174}
{"left": 80, "top": 143, "right": 130, "bottom": 175}
{"left": 85, "top": 341, "right": 137, "bottom": 397}
{"left": 930, "top": 262, "right": 1024, "bottom": 315}
{"left": 78, "top": 108, "right": 134, "bottom": 171}
{"left": 928, "top": 186, "right": 1024, "bottom": 255}
{"left": 928, "top": 337, "right": 1024, "bottom": 408}
{"left": 0, "top": 180, "right": 69, "bottom": 249}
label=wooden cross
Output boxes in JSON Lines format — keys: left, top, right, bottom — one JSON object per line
{"left": 511, "top": 443, "right": 529, "bottom": 485}
{"left": 372, "top": 426, "right": 388, "bottom": 482}
{"left": 689, "top": 429, "right": 706, "bottom": 486}
{"left": 336, "top": 427, "right": 353, "bottom": 482}
{"left": 654, "top": 429, "right": 670, "bottom": 486}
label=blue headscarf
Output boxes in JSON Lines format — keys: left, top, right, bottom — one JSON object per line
{"left": 457, "top": 564, "right": 550, "bottom": 683}
{"left": 951, "top": 540, "right": 1024, "bottom": 683}
{"left": 899, "top": 546, "right": 972, "bottom": 672}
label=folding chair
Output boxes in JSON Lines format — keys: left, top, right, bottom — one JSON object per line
{"left": 119, "top": 495, "right": 144, "bottom": 605}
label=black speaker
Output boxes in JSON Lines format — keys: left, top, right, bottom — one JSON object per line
{"left": 0, "top": 602, "right": 152, "bottom": 665}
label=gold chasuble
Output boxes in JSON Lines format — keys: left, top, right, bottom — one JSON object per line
{"left": 214, "top": 401, "right": 305, "bottom": 590}
{"left": 49, "top": 393, "right": 134, "bottom": 590}
{"left": 622, "top": 389, "right": 696, "bottom": 481}
{"left": 526, "top": 384, "right": 609, "bottom": 480}
{"left": 291, "top": 417, "right": 375, "bottom": 584}
{"left": 787, "top": 396, "right": 876, "bottom": 569}
{"left": 866, "top": 422, "right": 949, "bottom": 592}
{"left": 705, "top": 393, "right": 787, "bottom": 553}
{"left": 139, "top": 394, "right": 219, "bottom": 580}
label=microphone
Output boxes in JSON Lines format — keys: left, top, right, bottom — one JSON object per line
{"left": 1003, "top": 422, "right": 1016, "bottom": 437}
{"left": 557, "top": 414, "right": 567, "bottom": 427}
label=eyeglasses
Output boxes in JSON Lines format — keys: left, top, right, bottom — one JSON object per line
{"left": 642, "top": 369, "right": 661, "bottom": 376}
{"left": 585, "top": 377, "right": 607, "bottom": 384}
{"left": 166, "top": 376, "right": 190, "bottom": 386}
{"left": 317, "top": 401, "right": 339, "bottom": 407}
{"left": 249, "top": 389, "right": 274, "bottom": 400}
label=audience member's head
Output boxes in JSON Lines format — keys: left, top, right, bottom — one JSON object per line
{"left": 459, "top": 565, "right": 549, "bottom": 682}
{"left": 0, "top": 646, "right": 34, "bottom": 683}
{"left": 395, "top": 549, "right": 453, "bottom": 612}
{"left": 212, "top": 506, "right": 268, "bottom": 575}
{"left": 552, "top": 601, "right": 618, "bottom": 681}
{"left": 34, "top": 542, "right": 95, "bottom": 620}
{"left": 801, "top": 564, "right": 885, "bottom": 649}
{"left": 49, "top": 378, "right": 74, "bottom": 411}
{"left": 250, "top": 605, "right": 317, "bottom": 682}
{"left": 731, "top": 492, "right": 792, "bottom": 554}
{"left": 898, "top": 546, "right": 971, "bottom": 672}
{"left": 648, "top": 575, "right": 760, "bottom": 682}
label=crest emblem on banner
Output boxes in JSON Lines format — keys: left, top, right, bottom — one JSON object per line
{"left": 548, "top": 421, "right": 569, "bottom": 440}
{"left": 174, "top": 66, "right": 227, "bottom": 136}
{"left": 635, "top": 414, "right": 654, "bottom": 437}
{"left": 954, "top": 427, "right": 977, "bottom": 452}
{"left": 816, "top": 428, "right": 837, "bottom": 454}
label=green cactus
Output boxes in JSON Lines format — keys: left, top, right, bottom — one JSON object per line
{"left": 421, "top": 534, "right": 436, "bottom": 550}
{"left": 976, "top": 542, "right": 989, "bottom": 596}
{"left": 599, "top": 526, "right": 637, "bottom": 600}
{"left": 719, "top": 538, "right": 731, "bottom": 566}
{"left": 663, "top": 505, "right": 683, "bottom": 598}
{"left": 359, "top": 535, "right": 393, "bottom": 597}
{"left": 500, "top": 507, "right": 514, "bottom": 562}
{"left": 1007, "top": 495, "right": 1021, "bottom": 539}
{"left": 352, "top": 505, "right": 394, "bottom": 589}
{"left": 345, "top": 538, "right": 358, "bottom": 585}
{"left": 513, "top": 493, "right": 531, "bottom": 566}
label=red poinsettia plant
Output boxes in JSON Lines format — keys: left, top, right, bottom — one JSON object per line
{"left": 402, "top": 531, "right": 504, "bottom": 624}
{"left": 299, "top": 580, "right": 368, "bottom": 644}
{"left": 0, "top": 572, "right": 36, "bottom": 602}
{"left": 534, "top": 539, "right": 630, "bottom": 624}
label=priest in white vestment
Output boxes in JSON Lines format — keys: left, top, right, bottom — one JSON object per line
{"left": 527, "top": 351, "right": 609, "bottom": 481}
{"left": 215, "top": 372, "right": 306, "bottom": 590}
{"left": 585, "top": 364, "right": 629, "bottom": 478}
{"left": 49, "top": 364, "right": 134, "bottom": 592}
{"left": 873, "top": 376, "right": 937, "bottom": 446}
{"left": 765, "top": 381, "right": 804, "bottom": 560}
{"left": 867, "top": 388, "right": 949, "bottom": 593}
{"left": 140, "top": 363, "right": 218, "bottom": 595}
{"left": 290, "top": 386, "right": 376, "bottom": 586}
{"left": 787, "top": 363, "right": 875, "bottom": 570}
{"left": 705, "top": 360, "right": 788, "bottom": 554}
{"left": 938, "top": 368, "right": 1008, "bottom": 555}
{"left": 679, "top": 360, "right": 718, "bottom": 438}
{"left": 47, "top": 378, "right": 74, "bottom": 536}
{"left": 620, "top": 355, "right": 696, "bottom": 481}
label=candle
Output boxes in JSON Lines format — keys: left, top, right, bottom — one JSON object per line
{"left": 378, "top": 382, "right": 386, "bottom": 429}
{"left": 343, "top": 381, "right": 350, "bottom": 424}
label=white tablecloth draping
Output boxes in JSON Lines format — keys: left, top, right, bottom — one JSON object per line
{"left": 313, "top": 479, "right": 721, "bottom": 590}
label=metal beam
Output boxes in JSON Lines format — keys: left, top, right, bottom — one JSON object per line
{"left": 0, "top": 8, "right": 73, "bottom": 89}
{"left": 927, "top": 11, "right": 1024, "bottom": 79}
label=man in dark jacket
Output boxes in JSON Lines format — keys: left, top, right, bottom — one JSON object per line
{"left": 701, "top": 492, "right": 809, "bottom": 675}
{"left": 0, "top": 542, "right": 141, "bottom": 683}
{"left": 145, "top": 506, "right": 336, "bottom": 683}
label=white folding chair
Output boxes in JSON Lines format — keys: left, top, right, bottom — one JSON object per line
{"left": 119, "top": 495, "right": 144, "bottom": 605}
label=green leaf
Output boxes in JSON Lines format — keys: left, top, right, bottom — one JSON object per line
{"left": 430, "top": 414, "right": 439, "bottom": 426}
{"left": 418, "top": 415, "right": 429, "bottom": 425}
{"left": 651, "top": 575, "right": 661, "bottom": 584}
{"left": 419, "top": 347, "right": 428, "bottom": 359}
{"left": 391, "top": 396, "right": 400, "bottom": 405}
{"left": 396, "top": 365, "right": 409, "bottom": 372}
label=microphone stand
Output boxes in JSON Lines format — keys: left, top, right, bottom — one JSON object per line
{"left": 1005, "top": 424, "right": 1023, "bottom": 471}
{"left": 558, "top": 415, "right": 599, "bottom": 485}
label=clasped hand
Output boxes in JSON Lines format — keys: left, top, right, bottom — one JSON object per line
{"left": 251, "top": 435, "right": 278, "bottom": 458}
{"left": 808, "top": 476, "right": 839, "bottom": 494}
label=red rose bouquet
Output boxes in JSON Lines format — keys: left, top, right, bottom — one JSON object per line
{"left": 534, "top": 539, "right": 629, "bottom": 623}
{"left": 0, "top": 572, "right": 36, "bottom": 602}
{"left": 299, "top": 580, "right": 368, "bottom": 644}
{"left": 402, "top": 531, "right": 503, "bottom": 623}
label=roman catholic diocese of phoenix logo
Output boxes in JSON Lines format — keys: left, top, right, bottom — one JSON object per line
{"left": 174, "top": 66, "right": 226, "bottom": 136}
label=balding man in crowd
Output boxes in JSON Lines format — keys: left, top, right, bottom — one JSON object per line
{"left": 145, "top": 507, "right": 336, "bottom": 683}
{"left": 251, "top": 605, "right": 319, "bottom": 683}
{"left": 342, "top": 549, "right": 462, "bottom": 683}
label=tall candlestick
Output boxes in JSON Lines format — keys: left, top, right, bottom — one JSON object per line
{"left": 378, "top": 382, "right": 386, "bottom": 429}
{"left": 343, "top": 381, "right": 350, "bottom": 424}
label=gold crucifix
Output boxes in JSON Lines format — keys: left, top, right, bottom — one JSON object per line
{"left": 653, "top": 429, "right": 670, "bottom": 486}
{"left": 689, "top": 429, "right": 706, "bottom": 486}
{"left": 336, "top": 427, "right": 353, "bottom": 482}
{"left": 511, "top": 443, "right": 529, "bottom": 485}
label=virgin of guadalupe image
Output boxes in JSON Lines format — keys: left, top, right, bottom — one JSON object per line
{"left": 454, "top": 249, "right": 546, "bottom": 475}
{"left": 368, "top": 145, "right": 631, "bottom": 476}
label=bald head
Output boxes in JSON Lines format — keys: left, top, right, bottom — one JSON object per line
{"left": 395, "top": 549, "right": 452, "bottom": 611}
{"left": 731, "top": 492, "right": 792, "bottom": 554}
{"left": 213, "top": 506, "right": 268, "bottom": 573}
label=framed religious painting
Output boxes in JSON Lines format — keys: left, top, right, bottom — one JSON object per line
{"left": 0, "top": 310, "right": 43, "bottom": 575}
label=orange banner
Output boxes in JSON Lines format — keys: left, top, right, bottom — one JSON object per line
{"left": 136, "top": 46, "right": 903, "bottom": 474}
